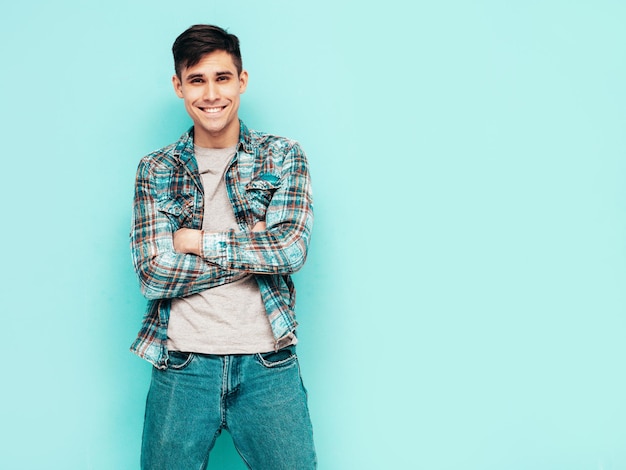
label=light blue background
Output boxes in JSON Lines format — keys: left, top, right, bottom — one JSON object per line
{"left": 1, "top": 1, "right": 625, "bottom": 469}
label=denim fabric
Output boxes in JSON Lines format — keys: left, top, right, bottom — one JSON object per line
{"left": 141, "top": 346, "right": 316, "bottom": 469}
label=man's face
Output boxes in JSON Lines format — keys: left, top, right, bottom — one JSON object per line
{"left": 172, "top": 50, "right": 248, "bottom": 148}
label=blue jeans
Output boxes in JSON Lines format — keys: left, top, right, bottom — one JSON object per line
{"left": 141, "top": 346, "right": 317, "bottom": 469}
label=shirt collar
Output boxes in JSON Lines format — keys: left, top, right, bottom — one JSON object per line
{"left": 237, "top": 120, "right": 254, "bottom": 154}
{"left": 174, "top": 120, "right": 252, "bottom": 167}
{"left": 174, "top": 127, "right": 196, "bottom": 170}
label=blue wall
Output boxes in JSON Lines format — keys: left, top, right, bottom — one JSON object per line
{"left": 2, "top": 1, "right": 625, "bottom": 468}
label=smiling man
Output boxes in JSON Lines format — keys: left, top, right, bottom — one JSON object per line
{"left": 130, "top": 25, "right": 316, "bottom": 469}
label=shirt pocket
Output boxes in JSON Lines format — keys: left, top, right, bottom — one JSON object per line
{"left": 156, "top": 196, "right": 193, "bottom": 229}
{"left": 244, "top": 174, "right": 280, "bottom": 219}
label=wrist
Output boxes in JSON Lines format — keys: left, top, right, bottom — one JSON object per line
{"left": 196, "top": 230, "right": 203, "bottom": 256}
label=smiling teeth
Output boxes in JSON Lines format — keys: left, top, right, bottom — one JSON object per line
{"left": 203, "top": 107, "right": 222, "bottom": 113}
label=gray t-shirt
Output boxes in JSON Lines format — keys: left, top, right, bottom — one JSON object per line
{"left": 166, "top": 145, "right": 278, "bottom": 354}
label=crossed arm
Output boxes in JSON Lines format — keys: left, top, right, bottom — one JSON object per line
{"left": 173, "top": 221, "right": 266, "bottom": 255}
{"left": 131, "top": 143, "right": 313, "bottom": 301}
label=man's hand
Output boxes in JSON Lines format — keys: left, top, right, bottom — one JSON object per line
{"left": 252, "top": 221, "right": 266, "bottom": 232}
{"left": 173, "top": 228, "right": 202, "bottom": 255}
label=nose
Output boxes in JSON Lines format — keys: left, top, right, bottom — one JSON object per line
{"left": 203, "top": 80, "right": 219, "bottom": 101}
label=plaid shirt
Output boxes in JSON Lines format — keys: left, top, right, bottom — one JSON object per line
{"left": 130, "top": 121, "right": 313, "bottom": 369}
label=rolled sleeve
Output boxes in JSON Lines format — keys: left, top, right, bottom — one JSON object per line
{"left": 201, "top": 230, "right": 229, "bottom": 261}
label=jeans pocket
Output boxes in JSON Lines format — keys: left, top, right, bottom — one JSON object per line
{"left": 166, "top": 351, "right": 195, "bottom": 370}
{"left": 255, "top": 346, "right": 298, "bottom": 369}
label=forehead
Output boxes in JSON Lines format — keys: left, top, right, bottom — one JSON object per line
{"left": 182, "top": 50, "right": 238, "bottom": 76}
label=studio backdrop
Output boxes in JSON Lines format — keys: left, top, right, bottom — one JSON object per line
{"left": 1, "top": 1, "right": 625, "bottom": 469}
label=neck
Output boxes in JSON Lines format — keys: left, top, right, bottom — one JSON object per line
{"left": 193, "top": 122, "right": 240, "bottom": 149}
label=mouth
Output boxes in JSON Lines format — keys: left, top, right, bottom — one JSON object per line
{"left": 199, "top": 105, "right": 227, "bottom": 115}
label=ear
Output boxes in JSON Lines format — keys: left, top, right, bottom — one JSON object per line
{"left": 172, "top": 74, "right": 184, "bottom": 98}
{"left": 239, "top": 70, "right": 249, "bottom": 94}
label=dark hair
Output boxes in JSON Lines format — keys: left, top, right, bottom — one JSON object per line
{"left": 172, "top": 24, "right": 243, "bottom": 78}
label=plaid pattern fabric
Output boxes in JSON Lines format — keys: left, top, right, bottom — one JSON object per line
{"left": 130, "top": 121, "right": 313, "bottom": 368}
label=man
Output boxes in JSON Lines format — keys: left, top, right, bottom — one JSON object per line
{"left": 130, "top": 24, "right": 316, "bottom": 469}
